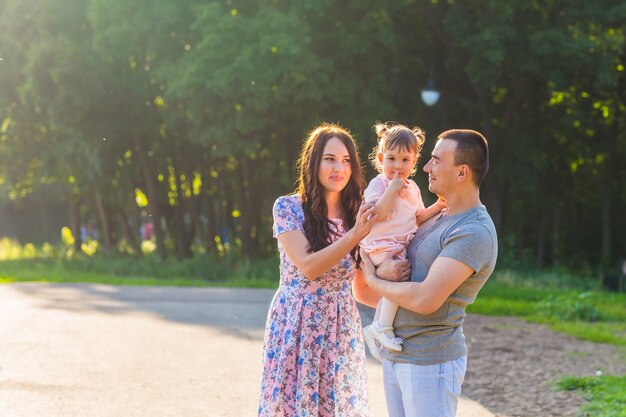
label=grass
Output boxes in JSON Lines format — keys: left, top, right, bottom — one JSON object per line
{"left": 0, "top": 236, "right": 280, "bottom": 287}
{"left": 0, "top": 254, "right": 279, "bottom": 288}
{"left": 468, "top": 268, "right": 626, "bottom": 347}
{"left": 557, "top": 375, "right": 626, "bottom": 417}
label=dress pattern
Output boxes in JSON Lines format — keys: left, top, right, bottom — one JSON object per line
{"left": 258, "top": 194, "right": 369, "bottom": 417}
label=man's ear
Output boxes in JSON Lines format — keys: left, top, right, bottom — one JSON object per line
{"left": 457, "top": 165, "right": 471, "bottom": 183}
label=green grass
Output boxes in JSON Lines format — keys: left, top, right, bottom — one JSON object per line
{"left": 469, "top": 277, "right": 626, "bottom": 347}
{"left": 557, "top": 375, "right": 626, "bottom": 417}
{"left": 0, "top": 255, "right": 279, "bottom": 288}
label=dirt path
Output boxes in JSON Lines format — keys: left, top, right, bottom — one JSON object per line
{"left": 462, "top": 315, "right": 626, "bottom": 417}
{"left": 0, "top": 284, "right": 494, "bottom": 417}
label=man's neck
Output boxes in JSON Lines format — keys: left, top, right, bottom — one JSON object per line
{"left": 442, "top": 189, "right": 482, "bottom": 216}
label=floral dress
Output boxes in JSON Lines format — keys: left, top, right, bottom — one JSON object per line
{"left": 258, "top": 194, "right": 369, "bottom": 417}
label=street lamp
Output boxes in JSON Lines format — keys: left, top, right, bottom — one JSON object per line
{"left": 420, "top": 76, "right": 440, "bottom": 107}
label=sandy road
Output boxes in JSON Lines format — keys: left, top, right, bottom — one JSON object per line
{"left": 0, "top": 284, "right": 495, "bottom": 417}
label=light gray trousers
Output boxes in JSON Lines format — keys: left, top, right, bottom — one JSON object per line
{"left": 382, "top": 356, "right": 467, "bottom": 417}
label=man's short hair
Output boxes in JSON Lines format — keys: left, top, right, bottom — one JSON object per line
{"left": 439, "top": 129, "right": 489, "bottom": 187}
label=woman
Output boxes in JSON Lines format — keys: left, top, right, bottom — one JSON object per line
{"left": 258, "top": 123, "right": 378, "bottom": 416}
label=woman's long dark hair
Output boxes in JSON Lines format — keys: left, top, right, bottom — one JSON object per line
{"left": 296, "top": 123, "right": 365, "bottom": 261}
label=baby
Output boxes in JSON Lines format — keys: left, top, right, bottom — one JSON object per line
{"left": 361, "top": 122, "right": 445, "bottom": 357}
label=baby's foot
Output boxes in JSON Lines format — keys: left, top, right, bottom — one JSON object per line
{"left": 367, "top": 321, "right": 402, "bottom": 352}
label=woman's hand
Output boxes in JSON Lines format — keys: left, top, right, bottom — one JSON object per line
{"left": 351, "top": 202, "right": 378, "bottom": 240}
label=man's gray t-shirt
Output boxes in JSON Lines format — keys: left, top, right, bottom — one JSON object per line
{"left": 385, "top": 205, "right": 498, "bottom": 365}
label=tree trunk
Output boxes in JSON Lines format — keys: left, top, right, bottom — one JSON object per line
{"left": 601, "top": 187, "right": 611, "bottom": 266}
{"left": 536, "top": 215, "right": 546, "bottom": 267}
{"left": 94, "top": 190, "right": 114, "bottom": 253}
{"left": 188, "top": 193, "right": 204, "bottom": 248}
{"left": 205, "top": 193, "right": 216, "bottom": 252}
{"left": 223, "top": 179, "right": 236, "bottom": 249}
{"left": 171, "top": 160, "right": 193, "bottom": 259}
{"left": 601, "top": 124, "right": 617, "bottom": 267}
{"left": 70, "top": 195, "right": 82, "bottom": 253}
{"left": 39, "top": 203, "right": 50, "bottom": 242}
{"left": 118, "top": 209, "right": 142, "bottom": 256}
{"left": 136, "top": 137, "right": 167, "bottom": 259}
{"left": 551, "top": 207, "right": 560, "bottom": 267}
{"left": 237, "top": 157, "right": 255, "bottom": 259}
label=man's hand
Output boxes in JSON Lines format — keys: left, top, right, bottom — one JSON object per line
{"left": 363, "top": 247, "right": 411, "bottom": 282}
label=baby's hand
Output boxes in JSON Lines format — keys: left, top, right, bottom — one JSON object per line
{"left": 388, "top": 172, "right": 408, "bottom": 193}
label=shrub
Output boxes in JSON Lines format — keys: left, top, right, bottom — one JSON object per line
{"left": 536, "top": 292, "right": 605, "bottom": 322}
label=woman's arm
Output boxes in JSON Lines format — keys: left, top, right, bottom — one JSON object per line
{"left": 352, "top": 268, "right": 382, "bottom": 308}
{"left": 279, "top": 203, "right": 378, "bottom": 280}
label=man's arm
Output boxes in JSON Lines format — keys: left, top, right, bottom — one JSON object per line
{"left": 360, "top": 249, "right": 474, "bottom": 315}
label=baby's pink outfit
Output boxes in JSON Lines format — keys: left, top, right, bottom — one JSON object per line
{"left": 360, "top": 174, "right": 425, "bottom": 266}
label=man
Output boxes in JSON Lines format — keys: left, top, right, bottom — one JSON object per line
{"left": 353, "top": 129, "right": 498, "bottom": 417}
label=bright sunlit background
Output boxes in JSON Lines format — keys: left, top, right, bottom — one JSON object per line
{"left": 0, "top": 0, "right": 625, "bottom": 280}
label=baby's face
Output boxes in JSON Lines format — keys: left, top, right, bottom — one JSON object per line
{"left": 378, "top": 147, "right": 417, "bottom": 180}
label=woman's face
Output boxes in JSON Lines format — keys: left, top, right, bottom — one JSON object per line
{"left": 317, "top": 136, "right": 352, "bottom": 196}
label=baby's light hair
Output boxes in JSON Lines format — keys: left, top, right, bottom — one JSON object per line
{"left": 369, "top": 122, "right": 426, "bottom": 175}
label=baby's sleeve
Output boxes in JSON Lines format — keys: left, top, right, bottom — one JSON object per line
{"left": 272, "top": 196, "right": 305, "bottom": 238}
{"left": 412, "top": 180, "right": 426, "bottom": 211}
{"left": 364, "top": 176, "right": 387, "bottom": 203}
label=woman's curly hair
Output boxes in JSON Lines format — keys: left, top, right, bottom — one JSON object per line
{"left": 296, "top": 123, "right": 365, "bottom": 261}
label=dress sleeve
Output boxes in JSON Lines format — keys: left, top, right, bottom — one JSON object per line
{"left": 364, "top": 176, "right": 388, "bottom": 203}
{"left": 272, "top": 196, "right": 305, "bottom": 238}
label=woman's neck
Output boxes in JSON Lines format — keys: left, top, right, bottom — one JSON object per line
{"left": 325, "top": 192, "right": 343, "bottom": 218}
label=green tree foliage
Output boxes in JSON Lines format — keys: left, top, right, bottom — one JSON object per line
{"left": 0, "top": 0, "right": 624, "bottom": 272}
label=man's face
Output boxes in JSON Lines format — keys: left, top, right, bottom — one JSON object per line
{"left": 423, "top": 139, "right": 458, "bottom": 196}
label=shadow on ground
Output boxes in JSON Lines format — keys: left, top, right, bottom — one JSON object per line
{"left": 4, "top": 283, "right": 376, "bottom": 342}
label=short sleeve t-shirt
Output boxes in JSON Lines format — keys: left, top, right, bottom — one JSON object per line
{"left": 385, "top": 205, "right": 498, "bottom": 365}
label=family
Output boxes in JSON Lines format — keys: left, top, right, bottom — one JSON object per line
{"left": 258, "top": 122, "right": 498, "bottom": 417}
